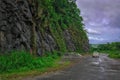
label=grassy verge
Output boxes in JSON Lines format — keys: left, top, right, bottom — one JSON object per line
{"left": 98, "top": 50, "right": 120, "bottom": 59}
{"left": 0, "top": 51, "right": 70, "bottom": 80}
{"left": 108, "top": 51, "right": 120, "bottom": 59}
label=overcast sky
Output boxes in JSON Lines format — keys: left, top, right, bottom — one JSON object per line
{"left": 76, "top": 0, "right": 120, "bottom": 44}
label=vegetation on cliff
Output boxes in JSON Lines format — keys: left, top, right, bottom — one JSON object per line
{"left": 0, "top": 0, "right": 89, "bottom": 77}
{"left": 0, "top": 0, "right": 89, "bottom": 55}
{"left": 35, "top": 0, "right": 89, "bottom": 54}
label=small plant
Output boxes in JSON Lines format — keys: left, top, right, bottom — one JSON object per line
{"left": 0, "top": 51, "right": 60, "bottom": 73}
{"left": 108, "top": 51, "right": 120, "bottom": 59}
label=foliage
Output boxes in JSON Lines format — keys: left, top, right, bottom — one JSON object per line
{"left": 94, "top": 42, "right": 120, "bottom": 51}
{"left": 37, "top": 0, "right": 88, "bottom": 53}
{"left": 0, "top": 51, "right": 60, "bottom": 73}
{"left": 0, "top": 0, "right": 89, "bottom": 75}
{"left": 108, "top": 51, "right": 120, "bottom": 59}
{"left": 90, "top": 42, "right": 120, "bottom": 58}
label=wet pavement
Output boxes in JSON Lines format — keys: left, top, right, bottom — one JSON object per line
{"left": 25, "top": 54, "right": 120, "bottom": 80}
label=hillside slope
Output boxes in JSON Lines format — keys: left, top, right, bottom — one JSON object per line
{"left": 0, "top": 0, "right": 89, "bottom": 55}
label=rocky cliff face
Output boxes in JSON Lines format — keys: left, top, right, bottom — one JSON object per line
{"left": 0, "top": 0, "right": 89, "bottom": 55}
{"left": 0, "top": 0, "right": 32, "bottom": 52}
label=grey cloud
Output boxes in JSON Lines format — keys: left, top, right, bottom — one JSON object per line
{"left": 76, "top": 0, "right": 120, "bottom": 44}
{"left": 86, "top": 28, "right": 101, "bottom": 35}
{"left": 109, "top": 15, "right": 120, "bottom": 28}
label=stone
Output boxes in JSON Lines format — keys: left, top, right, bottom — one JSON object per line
{"left": 0, "top": 0, "right": 89, "bottom": 55}
{"left": 63, "top": 29, "right": 76, "bottom": 51}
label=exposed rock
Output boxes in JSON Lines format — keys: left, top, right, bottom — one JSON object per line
{"left": 63, "top": 29, "right": 76, "bottom": 51}
{"left": 0, "top": 0, "right": 32, "bottom": 53}
{"left": 0, "top": 0, "right": 89, "bottom": 55}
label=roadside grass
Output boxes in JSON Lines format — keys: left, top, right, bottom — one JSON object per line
{"left": 0, "top": 51, "right": 70, "bottom": 80}
{"left": 108, "top": 51, "right": 120, "bottom": 59}
{"left": 0, "top": 61, "right": 70, "bottom": 80}
{"left": 98, "top": 50, "right": 120, "bottom": 59}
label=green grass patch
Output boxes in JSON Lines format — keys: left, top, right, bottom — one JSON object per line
{"left": 108, "top": 51, "right": 120, "bottom": 59}
{"left": 0, "top": 61, "right": 70, "bottom": 80}
{"left": 0, "top": 51, "right": 71, "bottom": 80}
{"left": 98, "top": 50, "right": 120, "bottom": 59}
{"left": 0, "top": 51, "right": 60, "bottom": 74}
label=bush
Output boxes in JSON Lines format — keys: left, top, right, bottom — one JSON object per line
{"left": 0, "top": 51, "right": 59, "bottom": 73}
{"left": 108, "top": 51, "right": 120, "bottom": 59}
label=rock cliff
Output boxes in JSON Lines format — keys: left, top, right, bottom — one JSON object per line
{"left": 0, "top": 0, "right": 89, "bottom": 55}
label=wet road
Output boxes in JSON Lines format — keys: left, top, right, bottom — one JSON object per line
{"left": 25, "top": 54, "right": 120, "bottom": 80}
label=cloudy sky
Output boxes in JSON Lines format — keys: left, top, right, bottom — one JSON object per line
{"left": 76, "top": 0, "right": 120, "bottom": 44}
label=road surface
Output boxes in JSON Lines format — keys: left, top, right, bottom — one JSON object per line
{"left": 24, "top": 54, "right": 120, "bottom": 80}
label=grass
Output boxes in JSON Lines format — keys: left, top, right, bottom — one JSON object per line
{"left": 0, "top": 51, "right": 70, "bottom": 80}
{"left": 0, "top": 61, "right": 70, "bottom": 80}
{"left": 98, "top": 50, "right": 120, "bottom": 59}
{"left": 108, "top": 51, "right": 120, "bottom": 59}
{"left": 0, "top": 51, "right": 59, "bottom": 73}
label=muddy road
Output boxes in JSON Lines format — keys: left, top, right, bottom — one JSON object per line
{"left": 25, "top": 54, "right": 120, "bottom": 80}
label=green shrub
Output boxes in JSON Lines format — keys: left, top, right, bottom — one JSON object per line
{"left": 108, "top": 51, "right": 120, "bottom": 59}
{"left": 0, "top": 51, "right": 59, "bottom": 73}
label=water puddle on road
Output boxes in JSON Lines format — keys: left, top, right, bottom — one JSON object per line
{"left": 91, "top": 54, "right": 120, "bottom": 73}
